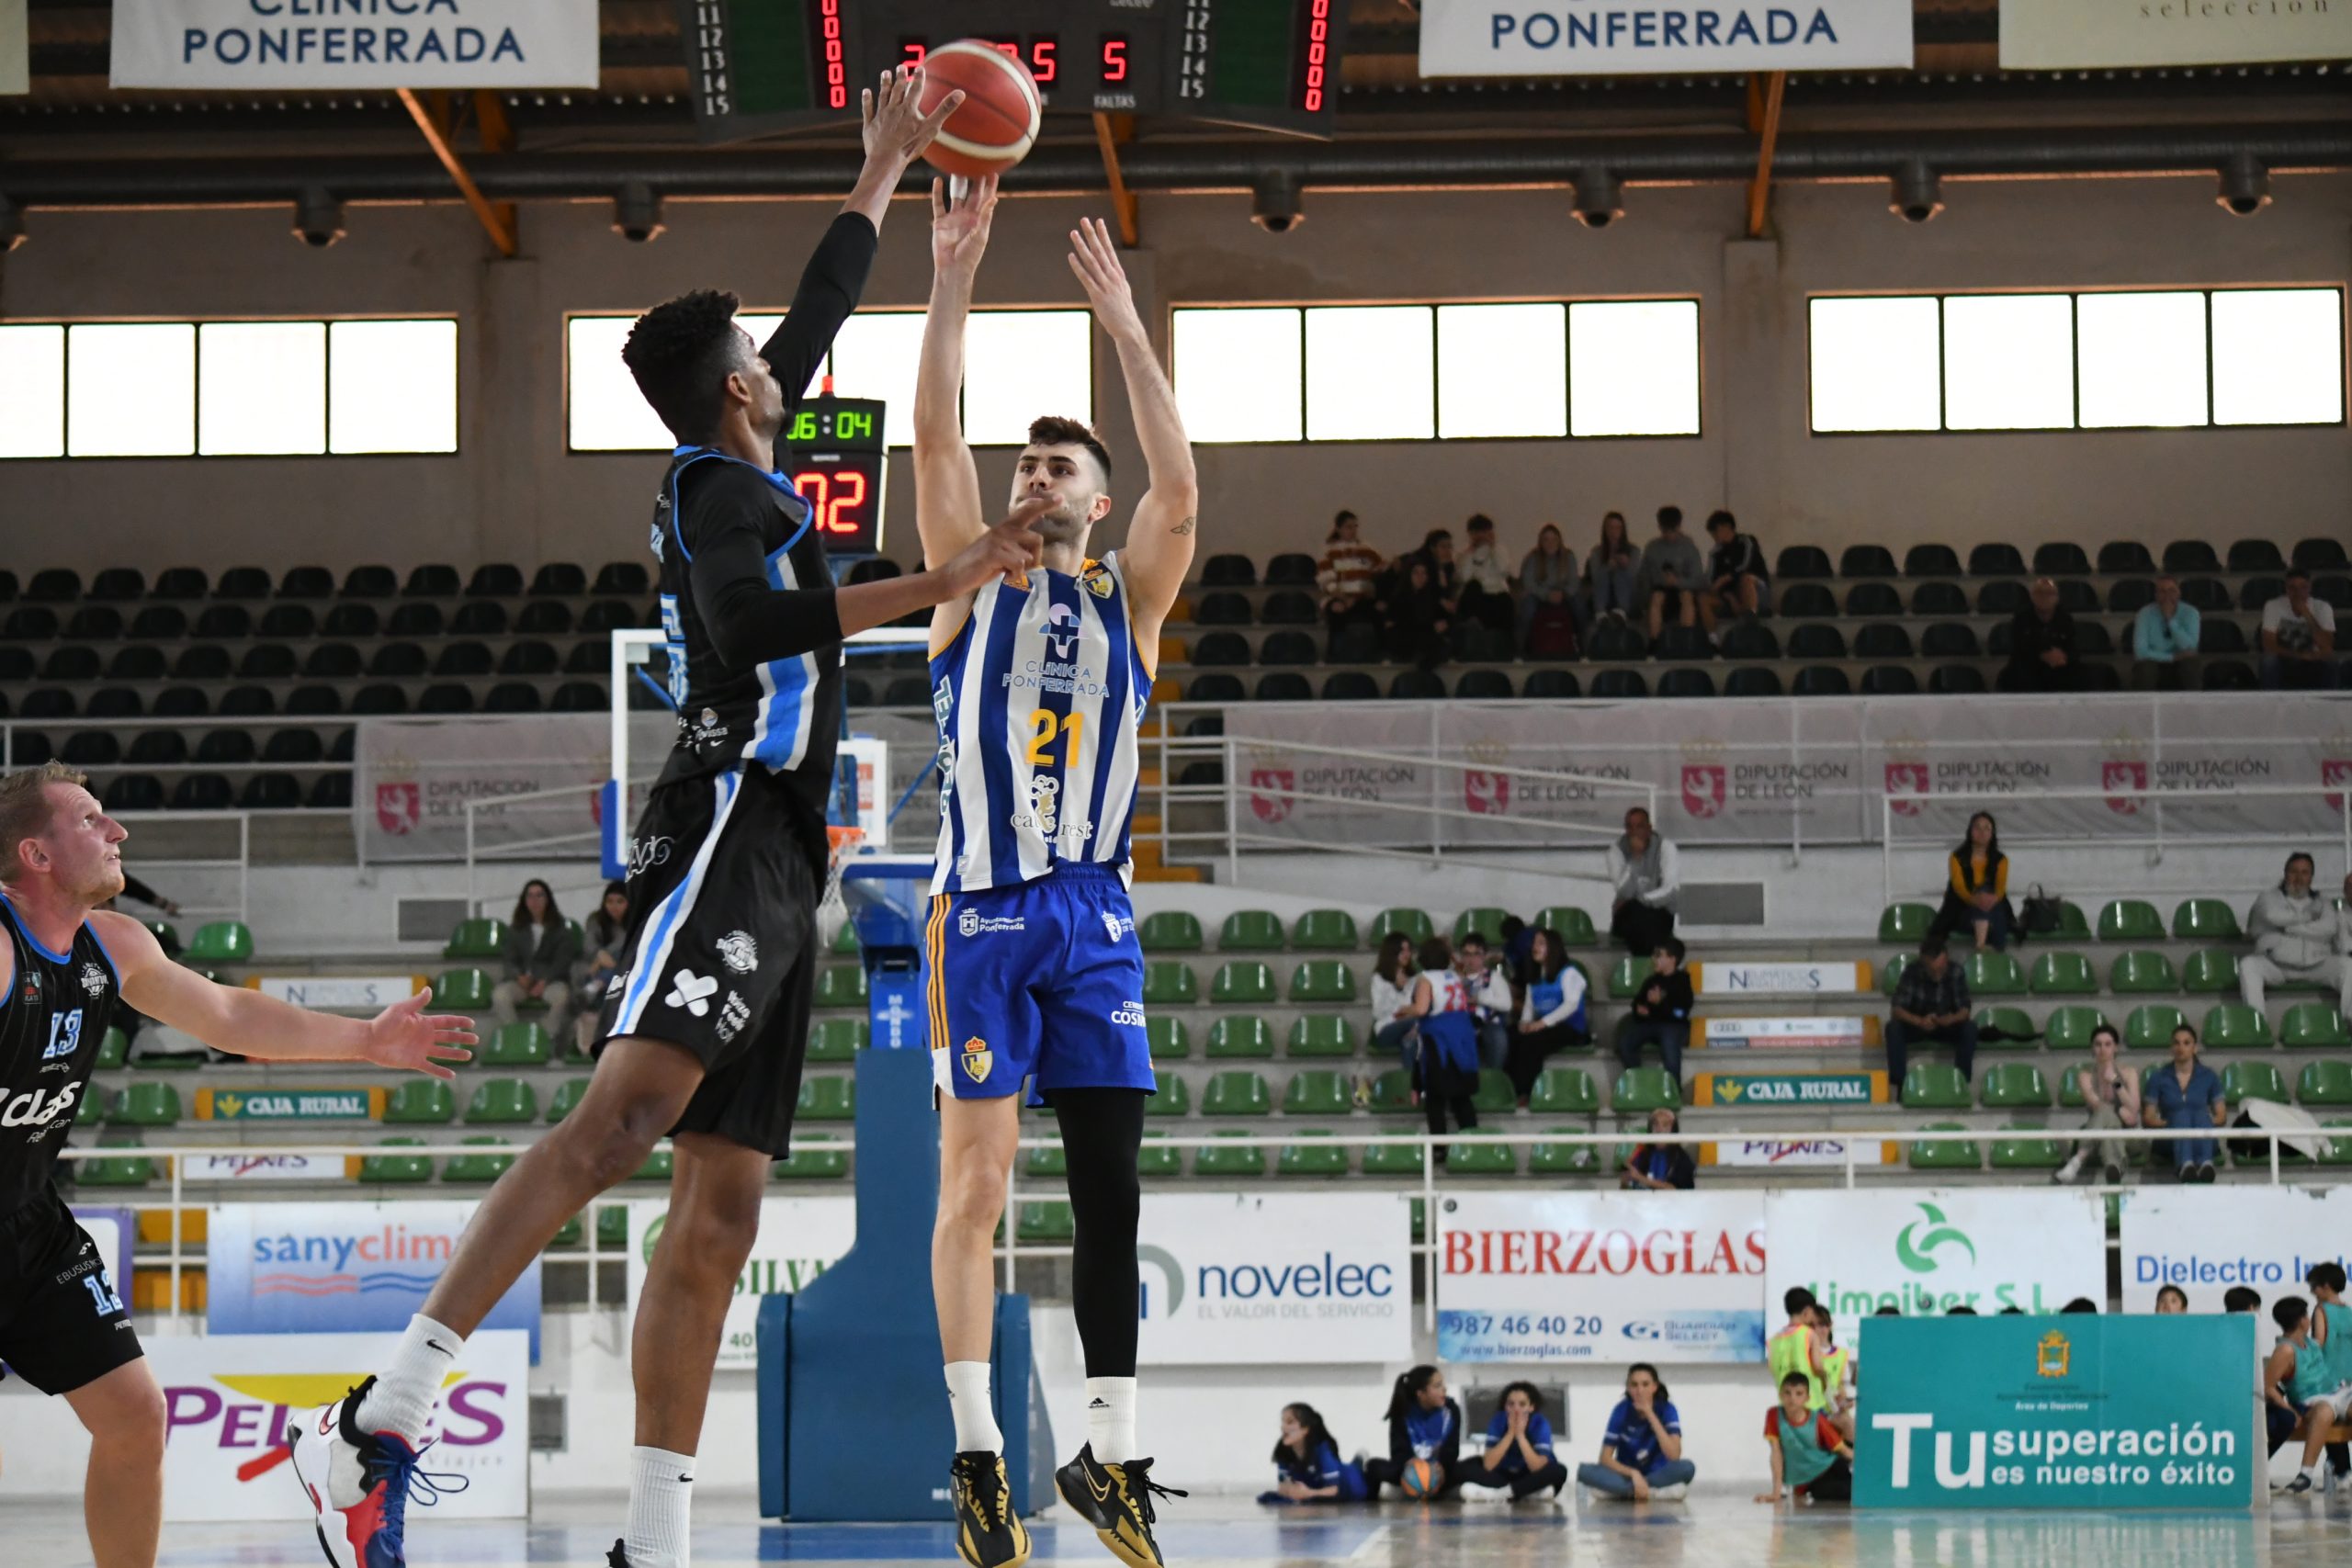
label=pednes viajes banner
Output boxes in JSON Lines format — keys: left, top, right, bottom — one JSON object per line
{"left": 2001, "top": 0, "right": 2352, "bottom": 68}
{"left": 1437, "top": 1191, "right": 1768, "bottom": 1363}
{"left": 2118, "top": 1187, "right": 2352, "bottom": 1314}
{"left": 1767, "top": 1190, "right": 2106, "bottom": 1318}
{"left": 624, "top": 1196, "right": 855, "bottom": 1371}
{"left": 1856, "top": 1315, "right": 2258, "bottom": 1509}
{"left": 1136, "top": 1193, "right": 1412, "bottom": 1365}
{"left": 1418, "top": 0, "right": 1914, "bottom": 75}
{"left": 110, "top": 0, "right": 600, "bottom": 90}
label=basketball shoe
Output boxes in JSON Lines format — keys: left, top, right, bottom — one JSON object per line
{"left": 289, "top": 1377, "right": 466, "bottom": 1568}
{"left": 950, "top": 1450, "right": 1031, "bottom": 1568}
{"left": 1056, "top": 1444, "right": 1184, "bottom": 1568}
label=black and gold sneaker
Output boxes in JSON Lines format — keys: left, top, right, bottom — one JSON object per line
{"left": 1055, "top": 1444, "right": 1185, "bottom": 1568}
{"left": 949, "top": 1450, "right": 1031, "bottom": 1568}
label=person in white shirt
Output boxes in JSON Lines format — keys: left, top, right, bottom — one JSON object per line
{"left": 1455, "top": 931, "right": 1516, "bottom": 1070}
{"left": 2243, "top": 852, "right": 2352, "bottom": 1012}
{"left": 1605, "top": 807, "right": 1680, "bottom": 956}
{"left": 1367, "top": 931, "right": 1421, "bottom": 1076}
{"left": 2261, "top": 569, "right": 2339, "bottom": 690}
{"left": 1457, "top": 513, "right": 1517, "bottom": 635}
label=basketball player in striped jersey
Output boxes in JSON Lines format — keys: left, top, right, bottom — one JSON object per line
{"left": 916, "top": 177, "right": 1197, "bottom": 1568}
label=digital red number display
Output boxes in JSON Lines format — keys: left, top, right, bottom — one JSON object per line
{"left": 1102, "top": 34, "right": 1127, "bottom": 82}
{"left": 794, "top": 469, "right": 871, "bottom": 537}
{"left": 1300, "top": 0, "right": 1329, "bottom": 112}
{"left": 815, "top": 0, "right": 846, "bottom": 110}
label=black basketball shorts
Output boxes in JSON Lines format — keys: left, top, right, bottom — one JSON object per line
{"left": 593, "top": 765, "right": 821, "bottom": 1158}
{"left": 0, "top": 1188, "right": 142, "bottom": 1396}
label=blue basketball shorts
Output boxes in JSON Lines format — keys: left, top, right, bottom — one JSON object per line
{"left": 922, "top": 863, "right": 1157, "bottom": 1102}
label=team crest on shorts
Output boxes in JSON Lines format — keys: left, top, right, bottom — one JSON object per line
{"left": 961, "top": 1036, "right": 992, "bottom": 1083}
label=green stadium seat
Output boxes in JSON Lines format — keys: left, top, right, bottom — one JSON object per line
{"left": 591, "top": 1206, "right": 626, "bottom": 1250}
{"left": 1529, "top": 1134, "right": 1601, "bottom": 1176}
{"left": 634, "top": 1148, "right": 673, "bottom": 1182}
{"left": 1138, "top": 911, "right": 1203, "bottom": 952}
{"left": 443, "top": 918, "right": 507, "bottom": 961}
{"left": 1202, "top": 1070, "right": 1274, "bottom": 1116}
{"left": 74, "top": 1156, "right": 155, "bottom": 1187}
{"left": 1219, "top": 910, "right": 1286, "bottom": 953}
{"left": 2043, "top": 1006, "right": 2109, "bottom": 1052}
{"left": 1363, "top": 1141, "right": 1425, "bottom": 1177}
{"left": 1212, "top": 962, "right": 1277, "bottom": 1005}
{"left": 2223, "top": 1059, "right": 2289, "bottom": 1104}
{"left": 1967, "top": 952, "right": 2027, "bottom": 995}
{"left": 75, "top": 1092, "right": 103, "bottom": 1126}
{"left": 2125, "top": 1004, "right": 2188, "bottom": 1050}
{"left": 2204, "top": 1003, "right": 2273, "bottom": 1050}
{"left": 2109, "top": 951, "right": 2179, "bottom": 994}
{"left": 831, "top": 920, "right": 860, "bottom": 953}
{"left": 1281, "top": 1070, "right": 1351, "bottom": 1117}
{"left": 2173, "top": 898, "right": 2243, "bottom": 942}
{"left": 2282, "top": 1004, "right": 2352, "bottom": 1050}
{"left": 2321, "top": 1122, "right": 2352, "bottom": 1167}
{"left": 1453, "top": 907, "right": 1512, "bottom": 946}
{"left": 1288, "top": 961, "right": 1355, "bottom": 1004}
{"left": 141, "top": 920, "right": 180, "bottom": 953}
{"left": 1369, "top": 908, "right": 1435, "bottom": 947}
{"left": 1369, "top": 1069, "right": 1418, "bottom": 1114}
{"left": 359, "top": 1137, "right": 434, "bottom": 1184}
{"left": 382, "top": 1079, "right": 457, "bottom": 1124}
{"left": 1205, "top": 1016, "right": 1275, "bottom": 1058}
{"left": 1136, "top": 1134, "right": 1183, "bottom": 1175}
{"left": 2183, "top": 950, "right": 2240, "bottom": 994}
{"left": 1022, "top": 1139, "right": 1068, "bottom": 1177}
{"left": 481, "top": 1022, "right": 551, "bottom": 1068}
{"left": 815, "top": 967, "right": 868, "bottom": 1009}
{"left": 776, "top": 1134, "right": 849, "bottom": 1179}
{"left": 1017, "top": 1201, "right": 1075, "bottom": 1244}
{"left": 1989, "top": 1130, "right": 2070, "bottom": 1169}
{"left": 1287, "top": 1016, "right": 1357, "bottom": 1057}
{"left": 1535, "top": 907, "right": 1599, "bottom": 946}
{"left": 1471, "top": 1070, "right": 1518, "bottom": 1114}
{"left": 1907, "top": 1124, "right": 1982, "bottom": 1170}
{"left": 1147, "top": 1077, "right": 1192, "bottom": 1116}
{"left": 186, "top": 920, "right": 254, "bottom": 964}
{"left": 1291, "top": 909, "right": 1360, "bottom": 951}
{"left": 1613, "top": 1067, "right": 1680, "bottom": 1112}
{"left": 1143, "top": 962, "right": 1200, "bottom": 1006}
{"left": 107, "top": 1082, "right": 180, "bottom": 1126}
{"left": 1194, "top": 1130, "right": 1268, "bottom": 1177}
{"left": 1879, "top": 903, "right": 1936, "bottom": 944}
{"left": 94, "top": 1026, "right": 129, "bottom": 1070}
{"left": 807, "top": 1018, "right": 865, "bottom": 1062}
{"left": 797, "top": 1076, "right": 856, "bottom": 1121}
{"left": 1530, "top": 1067, "right": 1600, "bottom": 1115}
{"left": 1978, "top": 1063, "right": 2050, "bottom": 1109}
{"left": 2051, "top": 901, "right": 2095, "bottom": 941}
{"left": 547, "top": 1079, "right": 590, "bottom": 1122}
{"left": 442, "top": 1136, "right": 514, "bottom": 1183}
{"left": 1880, "top": 953, "right": 1912, "bottom": 997}
{"left": 1279, "top": 1131, "right": 1351, "bottom": 1177}
{"left": 1610, "top": 956, "right": 1646, "bottom": 999}
{"left": 1974, "top": 1006, "right": 2040, "bottom": 1048}
{"left": 551, "top": 1214, "right": 583, "bottom": 1247}
{"left": 466, "top": 1078, "right": 537, "bottom": 1124}
{"left": 1902, "top": 1063, "right": 1973, "bottom": 1110}
{"left": 431, "top": 968, "right": 495, "bottom": 1011}
{"left": 1448, "top": 1137, "right": 1517, "bottom": 1176}
{"left": 1147, "top": 1017, "right": 1190, "bottom": 1059}
{"left": 2299, "top": 1061, "right": 2352, "bottom": 1106}
{"left": 2097, "top": 899, "right": 2165, "bottom": 942}
{"left": 2030, "top": 952, "right": 2098, "bottom": 996}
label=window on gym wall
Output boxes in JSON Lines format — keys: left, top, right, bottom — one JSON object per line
{"left": 1807, "top": 286, "right": 2345, "bottom": 433}
{"left": 563, "top": 308, "right": 1091, "bottom": 452}
{"left": 1173, "top": 299, "right": 1702, "bottom": 444}
{"left": 0, "top": 316, "right": 458, "bottom": 458}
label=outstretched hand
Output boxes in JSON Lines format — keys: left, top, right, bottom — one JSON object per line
{"left": 863, "top": 66, "right": 963, "bottom": 169}
{"left": 941, "top": 493, "right": 1053, "bottom": 595}
{"left": 360, "top": 988, "right": 478, "bottom": 1079}
{"left": 931, "top": 175, "right": 1000, "bottom": 277}
{"left": 1067, "top": 215, "right": 1145, "bottom": 341}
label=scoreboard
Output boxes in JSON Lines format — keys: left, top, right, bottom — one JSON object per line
{"left": 783, "top": 395, "right": 887, "bottom": 557}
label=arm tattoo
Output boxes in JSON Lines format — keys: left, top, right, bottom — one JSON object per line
{"left": 1170, "top": 515, "right": 1196, "bottom": 536}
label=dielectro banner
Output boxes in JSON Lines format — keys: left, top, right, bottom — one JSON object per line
{"left": 623, "top": 1196, "right": 855, "bottom": 1370}
{"left": 1137, "top": 1193, "right": 1412, "bottom": 1365}
{"left": 2117, "top": 1187, "right": 2352, "bottom": 1314}
{"left": 1418, "top": 0, "right": 1915, "bottom": 73}
{"left": 149, "top": 1331, "right": 529, "bottom": 1520}
{"left": 110, "top": 0, "right": 600, "bottom": 90}
{"left": 1768, "top": 1190, "right": 2106, "bottom": 1318}
{"left": 1856, "top": 1315, "right": 2258, "bottom": 1508}
{"left": 1437, "top": 1191, "right": 1768, "bottom": 1363}
{"left": 2001, "top": 0, "right": 2352, "bottom": 68}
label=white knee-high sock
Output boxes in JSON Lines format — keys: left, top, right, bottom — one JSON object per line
{"left": 946, "top": 1361, "right": 1002, "bottom": 1454}
{"left": 355, "top": 1314, "right": 463, "bottom": 1441}
{"left": 626, "top": 1445, "right": 695, "bottom": 1568}
{"left": 1086, "top": 1376, "right": 1138, "bottom": 1463}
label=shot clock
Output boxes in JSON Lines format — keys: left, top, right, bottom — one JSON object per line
{"left": 784, "top": 395, "right": 886, "bottom": 556}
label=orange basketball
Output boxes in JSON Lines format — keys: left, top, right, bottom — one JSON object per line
{"left": 916, "top": 40, "right": 1042, "bottom": 179}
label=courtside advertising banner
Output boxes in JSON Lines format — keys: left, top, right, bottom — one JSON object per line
{"left": 1768, "top": 1190, "right": 2106, "bottom": 1317}
{"left": 1418, "top": 0, "right": 1914, "bottom": 73}
{"left": 111, "top": 0, "right": 599, "bottom": 89}
{"left": 1136, "top": 1193, "right": 1411, "bottom": 1364}
{"left": 1438, "top": 1191, "right": 1767, "bottom": 1363}
{"left": 2118, "top": 1186, "right": 2352, "bottom": 1314}
{"left": 2002, "top": 0, "right": 2352, "bottom": 68}
{"left": 1856, "top": 1315, "right": 2258, "bottom": 1508}
{"left": 207, "top": 1201, "right": 542, "bottom": 1358}
{"left": 624, "top": 1196, "right": 855, "bottom": 1370}
{"left": 149, "top": 1330, "right": 529, "bottom": 1520}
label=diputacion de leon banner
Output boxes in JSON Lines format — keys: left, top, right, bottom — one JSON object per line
{"left": 1857, "top": 1315, "right": 2258, "bottom": 1509}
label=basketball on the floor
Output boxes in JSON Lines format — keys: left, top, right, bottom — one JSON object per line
{"left": 915, "top": 40, "right": 1042, "bottom": 178}
{"left": 1400, "top": 1459, "right": 1442, "bottom": 1497}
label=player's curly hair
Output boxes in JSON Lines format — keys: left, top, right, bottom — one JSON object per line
{"left": 1027, "top": 415, "right": 1112, "bottom": 483}
{"left": 623, "top": 288, "right": 751, "bottom": 446}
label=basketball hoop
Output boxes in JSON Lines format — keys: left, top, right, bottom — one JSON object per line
{"left": 822, "top": 822, "right": 866, "bottom": 918}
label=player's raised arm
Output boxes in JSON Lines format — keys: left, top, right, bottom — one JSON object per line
{"left": 1069, "top": 216, "right": 1198, "bottom": 621}
{"left": 914, "top": 175, "right": 996, "bottom": 570}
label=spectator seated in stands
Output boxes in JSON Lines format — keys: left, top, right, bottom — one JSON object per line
{"left": 2132, "top": 574, "right": 2201, "bottom": 691}
{"left": 1606, "top": 806, "right": 1680, "bottom": 954}
{"left": 1622, "top": 1107, "right": 1696, "bottom": 1190}
{"left": 2272, "top": 1293, "right": 2352, "bottom": 1495}
{"left": 1316, "top": 509, "right": 1385, "bottom": 652}
{"left": 1458, "top": 1382, "right": 1570, "bottom": 1504}
{"left": 1930, "top": 809, "right": 2014, "bottom": 953}
{"left": 1363, "top": 1366, "right": 1464, "bottom": 1499}
{"left": 1383, "top": 553, "right": 1455, "bottom": 671}
{"left": 2004, "top": 577, "right": 2083, "bottom": 694}
{"left": 1368, "top": 931, "right": 1422, "bottom": 1079}
{"left": 1639, "top": 505, "right": 1704, "bottom": 644}
{"left": 1504, "top": 927, "right": 1589, "bottom": 1100}
{"left": 2242, "top": 852, "right": 2352, "bottom": 1014}
{"left": 1261, "top": 1403, "right": 1368, "bottom": 1505}
{"left": 2143, "top": 1021, "right": 2224, "bottom": 1183}
{"left": 1577, "top": 1363, "right": 1693, "bottom": 1503}
{"left": 1405, "top": 936, "right": 1483, "bottom": 1154}
{"left": 1755, "top": 1372, "right": 1855, "bottom": 1506}
{"left": 2261, "top": 568, "right": 2339, "bottom": 690}
{"left": 572, "top": 880, "right": 630, "bottom": 1055}
{"left": 1454, "top": 931, "right": 1515, "bottom": 1070}
{"left": 492, "top": 878, "right": 580, "bottom": 1043}
{"left": 2155, "top": 1285, "right": 2189, "bottom": 1314}
{"left": 1886, "top": 938, "right": 1977, "bottom": 1087}
{"left": 1579, "top": 510, "right": 1640, "bottom": 635}
{"left": 1457, "top": 513, "right": 1516, "bottom": 634}
{"left": 2056, "top": 1023, "right": 2139, "bottom": 1187}
{"left": 1517, "top": 524, "right": 1579, "bottom": 657}
{"left": 1615, "top": 936, "right": 1693, "bottom": 1087}
{"left": 1700, "top": 509, "right": 1769, "bottom": 637}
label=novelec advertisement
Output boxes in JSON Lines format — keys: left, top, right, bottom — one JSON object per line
{"left": 1136, "top": 1192, "right": 1410, "bottom": 1364}
{"left": 1767, "top": 1190, "right": 2106, "bottom": 1317}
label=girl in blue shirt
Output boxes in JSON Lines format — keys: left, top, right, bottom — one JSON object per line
{"left": 1576, "top": 1363, "right": 1696, "bottom": 1502}
{"left": 1261, "top": 1403, "right": 1368, "bottom": 1504}
{"left": 1363, "top": 1365, "right": 1464, "bottom": 1498}
{"left": 1457, "top": 1382, "right": 1569, "bottom": 1502}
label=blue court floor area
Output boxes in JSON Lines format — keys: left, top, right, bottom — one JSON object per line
{"left": 21, "top": 1492, "right": 2352, "bottom": 1566}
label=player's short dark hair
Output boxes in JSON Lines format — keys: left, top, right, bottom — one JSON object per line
{"left": 1784, "top": 1286, "right": 1815, "bottom": 1316}
{"left": 1707, "top": 508, "right": 1736, "bottom": 534}
{"left": 623, "top": 288, "right": 751, "bottom": 446}
{"left": 1779, "top": 1371, "right": 1810, "bottom": 1393}
{"left": 2224, "top": 1286, "right": 2262, "bottom": 1313}
{"left": 1026, "top": 415, "right": 1113, "bottom": 484}
{"left": 1657, "top": 504, "right": 1683, "bottom": 531}
{"left": 2278, "top": 1296, "right": 2311, "bottom": 1332}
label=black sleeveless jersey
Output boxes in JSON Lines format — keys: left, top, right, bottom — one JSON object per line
{"left": 0, "top": 897, "right": 119, "bottom": 1215}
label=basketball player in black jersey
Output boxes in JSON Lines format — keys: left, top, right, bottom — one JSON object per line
{"left": 297, "top": 69, "right": 1047, "bottom": 1568}
{"left": 0, "top": 761, "right": 474, "bottom": 1568}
